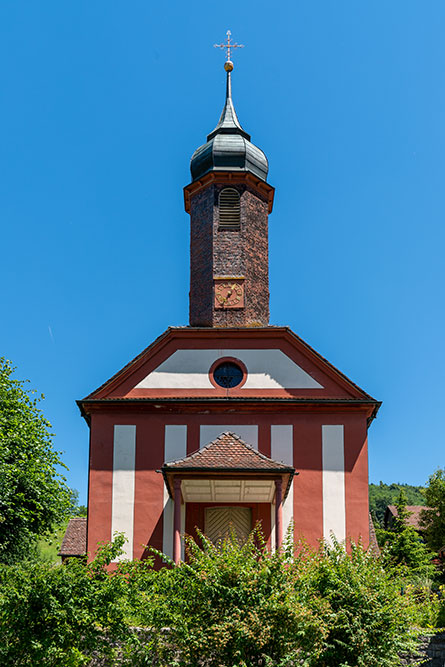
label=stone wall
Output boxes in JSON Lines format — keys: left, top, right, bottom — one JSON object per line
{"left": 400, "top": 631, "right": 445, "bottom": 666}
{"left": 89, "top": 629, "right": 445, "bottom": 665}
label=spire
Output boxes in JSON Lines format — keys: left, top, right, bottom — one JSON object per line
{"left": 189, "top": 32, "right": 269, "bottom": 184}
{"left": 207, "top": 66, "right": 250, "bottom": 141}
{"left": 209, "top": 30, "right": 250, "bottom": 140}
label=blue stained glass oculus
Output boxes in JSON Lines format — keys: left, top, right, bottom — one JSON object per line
{"left": 212, "top": 361, "right": 244, "bottom": 388}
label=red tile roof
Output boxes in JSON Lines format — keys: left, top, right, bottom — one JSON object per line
{"left": 163, "top": 431, "right": 294, "bottom": 471}
{"left": 59, "top": 517, "right": 87, "bottom": 557}
{"left": 385, "top": 505, "right": 428, "bottom": 531}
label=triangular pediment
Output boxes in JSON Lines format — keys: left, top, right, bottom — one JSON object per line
{"left": 81, "top": 327, "right": 377, "bottom": 404}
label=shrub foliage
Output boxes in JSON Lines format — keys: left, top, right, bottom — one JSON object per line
{"left": 0, "top": 528, "right": 434, "bottom": 666}
{"left": 376, "top": 491, "right": 436, "bottom": 579}
{"left": 420, "top": 468, "right": 445, "bottom": 551}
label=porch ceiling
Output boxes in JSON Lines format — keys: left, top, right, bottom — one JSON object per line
{"left": 180, "top": 478, "right": 276, "bottom": 503}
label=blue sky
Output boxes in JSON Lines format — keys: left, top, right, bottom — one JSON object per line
{"left": 1, "top": 1, "right": 444, "bottom": 503}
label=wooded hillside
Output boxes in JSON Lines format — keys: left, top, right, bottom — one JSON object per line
{"left": 369, "top": 482, "right": 425, "bottom": 527}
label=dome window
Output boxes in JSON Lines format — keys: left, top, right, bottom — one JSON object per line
{"left": 218, "top": 188, "right": 240, "bottom": 230}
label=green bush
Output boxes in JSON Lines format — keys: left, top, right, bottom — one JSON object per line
{"left": 403, "top": 580, "right": 445, "bottom": 629}
{"left": 0, "top": 529, "right": 431, "bottom": 666}
{"left": 377, "top": 527, "right": 436, "bottom": 578}
{"left": 126, "top": 530, "right": 417, "bottom": 667}
{"left": 294, "top": 539, "right": 417, "bottom": 666}
{"left": 133, "top": 529, "right": 328, "bottom": 666}
{"left": 0, "top": 535, "right": 138, "bottom": 666}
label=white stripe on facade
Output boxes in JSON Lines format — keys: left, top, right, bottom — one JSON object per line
{"left": 135, "top": 349, "right": 323, "bottom": 390}
{"left": 162, "top": 425, "right": 187, "bottom": 559}
{"left": 111, "top": 425, "right": 136, "bottom": 561}
{"left": 164, "top": 425, "right": 188, "bottom": 463}
{"left": 199, "top": 425, "right": 258, "bottom": 450}
{"left": 271, "top": 425, "right": 294, "bottom": 549}
{"left": 322, "top": 425, "right": 346, "bottom": 544}
{"left": 271, "top": 425, "right": 293, "bottom": 466}
{"left": 162, "top": 487, "right": 173, "bottom": 560}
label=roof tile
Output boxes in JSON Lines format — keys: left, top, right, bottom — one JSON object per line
{"left": 386, "top": 505, "right": 428, "bottom": 531}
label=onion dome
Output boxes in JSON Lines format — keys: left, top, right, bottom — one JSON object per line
{"left": 190, "top": 63, "right": 269, "bottom": 183}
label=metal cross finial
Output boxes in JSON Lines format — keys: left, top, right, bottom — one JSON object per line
{"left": 214, "top": 30, "right": 244, "bottom": 62}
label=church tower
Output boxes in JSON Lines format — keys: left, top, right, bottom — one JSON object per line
{"left": 185, "top": 60, "right": 274, "bottom": 327}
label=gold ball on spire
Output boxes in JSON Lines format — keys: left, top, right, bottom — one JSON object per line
{"left": 224, "top": 60, "right": 234, "bottom": 72}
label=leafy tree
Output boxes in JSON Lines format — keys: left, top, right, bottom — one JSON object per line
{"left": 75, "top": 505, "right": 87, "bottom": 518}
{"left": 420, "top": 468, "right": 445, "bottom": 551}
{"left": 393, "top": 489, "right": 411, "bottom": 532}
{"left": 0, "top": 358, "right": 71, "bottom": 563}
{"left": 377, "top": 491, "right": 435, "bottom": 578}
{"left": 68, "top": 488, "right": 87, "bottom": 518}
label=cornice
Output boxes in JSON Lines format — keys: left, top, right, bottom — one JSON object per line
{"left": 184, "top": 171, "right": 275, "bottom": 213}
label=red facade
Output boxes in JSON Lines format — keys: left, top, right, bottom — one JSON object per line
{"left": 80, "top": 328, "right": 379, "bottom": 562}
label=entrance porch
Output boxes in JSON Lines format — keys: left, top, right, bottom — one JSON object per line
{"left": 162, "top": 432, "right": 295, "bottom": 564}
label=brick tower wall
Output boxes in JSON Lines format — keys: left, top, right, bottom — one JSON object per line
{"left": 189, "top": 186, "right": 214, "bottom": 327}
{"left": 189, "top": 182, "right": 270, "bottom": 327}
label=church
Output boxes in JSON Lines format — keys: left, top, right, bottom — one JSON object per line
{"left": 77, "top": 47, "right": 381, "bottom": 564}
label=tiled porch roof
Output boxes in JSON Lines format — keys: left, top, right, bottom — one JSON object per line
{"left": 163, "top": 431, "right": 294, "bottom": 472}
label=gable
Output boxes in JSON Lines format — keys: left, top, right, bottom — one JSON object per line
{"left": 83, "top": 327, "right": 376, "bottom": 402}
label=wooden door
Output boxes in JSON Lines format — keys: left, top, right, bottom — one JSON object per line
{"left": 204, "top": 506, "right": 252, "bottom": 545}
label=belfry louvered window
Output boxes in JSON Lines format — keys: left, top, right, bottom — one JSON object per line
{"left": 218, "top": 188, "right": 241, "bottom": 230}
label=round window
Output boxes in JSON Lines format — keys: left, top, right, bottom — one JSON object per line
{"left": 212, "top": 361, "right": 244, "bottom": 388}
